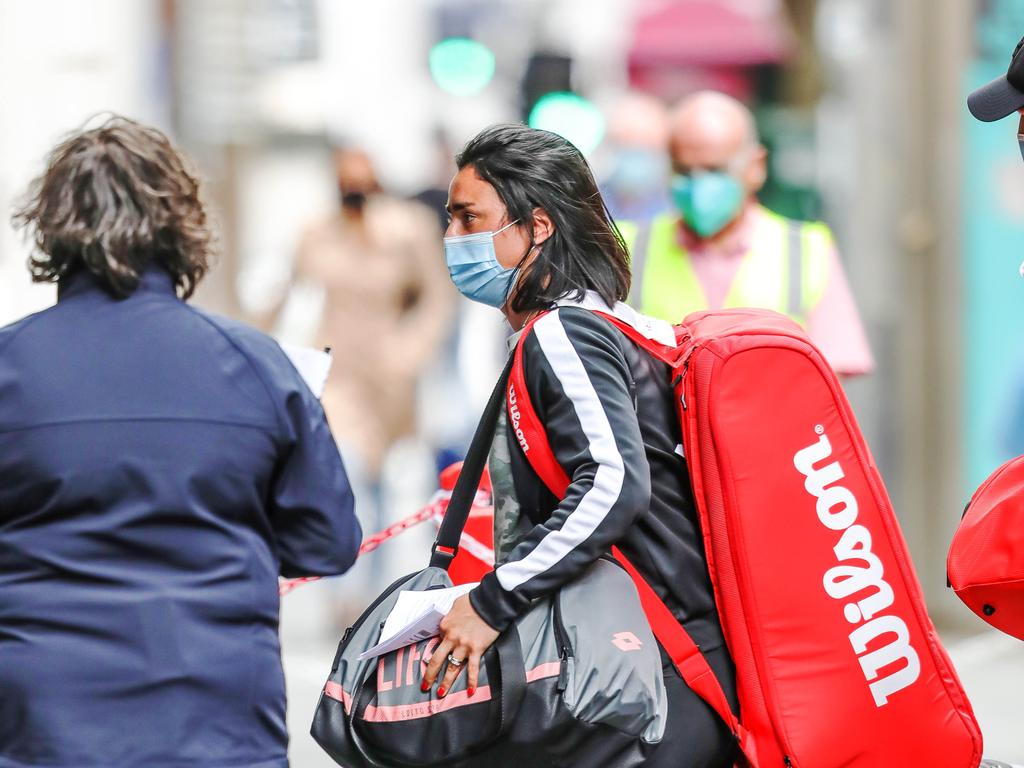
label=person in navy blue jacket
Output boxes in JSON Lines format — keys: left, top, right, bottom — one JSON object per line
{"left": 0, "top": 116, "right": 361, "bottom": 768}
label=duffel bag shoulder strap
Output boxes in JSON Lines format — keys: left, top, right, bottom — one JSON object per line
{"left": 509, "top": 309, "right": 757, "bottom": 767}
{"left": 610, "top": 546, "right": 754, "bottom": 765}
{"left": 430, "top": 353, "right": 515, "bottom": 570}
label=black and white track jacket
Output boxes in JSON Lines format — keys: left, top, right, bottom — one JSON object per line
{"left": 470, "top": 293, "right": 729, "bottom": 656}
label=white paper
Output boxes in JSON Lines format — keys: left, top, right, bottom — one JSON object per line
{"left": 357, "top": 583, "right": 478, "bottom": 662}
{"left": 280, "top": 343, "right": 332, "bottom": 399}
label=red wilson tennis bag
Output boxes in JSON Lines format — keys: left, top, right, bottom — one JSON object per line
{"left": 510, "top": 307, "right": 983, "bottom": 768}
{"left": 949, "top": 454, "right": 1024, "bottom": 640}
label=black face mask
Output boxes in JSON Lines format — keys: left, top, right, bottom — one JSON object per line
{"left": 340, "top": 189, "right": 369, "bottom": 211}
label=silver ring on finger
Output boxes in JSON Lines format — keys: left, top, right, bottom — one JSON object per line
{"left": 447, "top": 653, "right": 465, "bottom": 667}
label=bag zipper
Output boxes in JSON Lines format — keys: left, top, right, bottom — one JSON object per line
{"left": 552, "top": 592, "right": 574, "bottom": 692}
{"left": 674, "top": 345, "right": 698, "bottom": 411}
{"left": 335, "top": 570, "right": 420, "bottom": 662}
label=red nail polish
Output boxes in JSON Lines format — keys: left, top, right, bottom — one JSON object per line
{"left": 437, "top": 686, "right": 446, "bottom": 698}
{"left": 420, "top": 681, "right": 430, "bottom": 693}
{"left": 468, "top": 686, "right": 476, "bottom": 697}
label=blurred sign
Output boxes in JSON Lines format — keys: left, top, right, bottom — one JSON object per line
{"left": 628, "top": 0, "right": 792, "bottom": 69}
{"left": 757, "top": 105, "right": 822, "bottom": 221}
{"left": 520, "top": 52, "right": 572, "bottom": 119}
{"left": 429, "top": 37, "right": 495, "bottom": 96}
{"left": 174, "top": 0, "right": 319, "bottom": 144}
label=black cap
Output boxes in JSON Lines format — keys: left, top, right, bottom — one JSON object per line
{"left": 969, "top": 36, "right": 1024, "bottom": 122}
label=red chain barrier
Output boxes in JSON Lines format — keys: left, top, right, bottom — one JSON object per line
{"left": 277, "top": 490, "right": 492, "bottom": 596}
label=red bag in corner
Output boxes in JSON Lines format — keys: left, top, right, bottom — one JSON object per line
{"left": 435, "top": 462, "right": 496, "bottom": 585}
{"left": 949, "top": 454, "right": 1024, "bottom": 640}
{"left": 510, "top": 307, "right": 983, "bottom": 768}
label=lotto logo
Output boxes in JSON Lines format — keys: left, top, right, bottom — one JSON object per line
{"left": 612, "top": 632, "right": 643, "bottom": 652}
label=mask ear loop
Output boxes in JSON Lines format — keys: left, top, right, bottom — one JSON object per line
{"left": 504, "top": 209, "right": 549, "bottom": 311}
{"left": 1018, "top": 116, "right": 1024, "bottom": 279}
{"left": 493, "top": 219, "right": 520, "bottom": 237}
{"left": 1017, "top": 114, "right": 1024, "bottom": 163}
{"left": 507, "top": 204, "right": 557, "bottom": 304}
{"left": 517, "top": 241, "right": 539, "bottom": 269}
{"left": 505, "top": 242, "right": 540, "bottom": 306}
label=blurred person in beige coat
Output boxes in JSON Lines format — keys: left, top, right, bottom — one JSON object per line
{"left": 283, "top": 146, "right": 455, "bottom": 484}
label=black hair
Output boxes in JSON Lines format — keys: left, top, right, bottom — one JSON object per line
{"left": 14, "top": 115, "right": 215, "bottom": 299}
{"left": 455, "top": 123, "right": 630, "bottom": 314}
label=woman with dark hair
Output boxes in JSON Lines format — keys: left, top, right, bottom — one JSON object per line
{"left": 0, "top": 116, "right": 361, "bottom": 767}
{"left": 422, "top": 124, "right": 738, "bottom": 766}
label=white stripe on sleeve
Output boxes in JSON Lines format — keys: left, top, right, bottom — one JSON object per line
{"left": 495, "top": 311, "right": 626, "bottom": 592}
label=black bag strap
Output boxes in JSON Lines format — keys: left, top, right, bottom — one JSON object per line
{"left": 430, "top": 354, "right": 514, "bottom": 570}
{"left": 489, "top": 627, "right": 528, "bottom": 740}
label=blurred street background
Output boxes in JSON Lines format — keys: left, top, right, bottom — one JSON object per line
{"left": 1, "top": 0, "right": 1023, "bottom": 763}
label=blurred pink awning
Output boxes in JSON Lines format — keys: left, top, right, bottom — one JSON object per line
{"left": 629, "top": 0, "right": 795, "bottom": 68}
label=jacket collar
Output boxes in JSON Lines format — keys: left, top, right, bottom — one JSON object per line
{"left": 554, "top": 291, "right": 676, "bottom": 347}
{"left": 58, "top": 265, "right": 178, "bottom": 303}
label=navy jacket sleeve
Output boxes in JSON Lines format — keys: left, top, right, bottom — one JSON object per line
{"left": 270, "top": 371, "right": 362, "bottom": 578}
{"left": 218, "top": 318, "right": 362, "bottom": 578}
{"left": 471, "top": 308, "right": 652, "bottom": 631}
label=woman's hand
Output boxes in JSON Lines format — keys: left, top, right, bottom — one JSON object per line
{"left": 422, "top": 594, "right": 499, "bottom": 698}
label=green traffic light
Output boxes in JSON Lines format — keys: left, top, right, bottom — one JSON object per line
{"left": 429, "top": 38, "right": 496, "bottom": 96}
{"left": 527, "top": 91, "right": 606, "bottom": 156}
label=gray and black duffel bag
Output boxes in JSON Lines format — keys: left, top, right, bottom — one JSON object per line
{"left": 310, "top": 360, "right": 667, "bottom": 767}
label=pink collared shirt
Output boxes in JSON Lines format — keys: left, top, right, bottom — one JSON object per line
{"left": 681, "top": 203, "right": 874, "bottom": 377}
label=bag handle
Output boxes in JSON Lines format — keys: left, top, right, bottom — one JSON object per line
{"left": 348, "top": 628, "right": 527, "bottom": 767}
{"left": 430, "top": 354, "right": 514, "bottom": 570}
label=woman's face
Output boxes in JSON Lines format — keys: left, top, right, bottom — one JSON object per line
{"left": 445, "top": 165, "right": 533, "bottom": 270}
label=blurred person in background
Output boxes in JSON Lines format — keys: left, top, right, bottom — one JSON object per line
{"left": 275, "top": 144, "right": 455, "bottom": 536}
{"left": 0, "top": 116, "right": 361, "bottom": 768}
{"left": 968, "top": 35, "right": 1024, "bottom": 130}
{"left": 600, "top": 90, "right": 672, "bottom": 222}
{"left": 969, "top": 37, "right": 1024, "bottom": 458}
{"left": 413, "top": 126, "right": 456, "bottom": 234}
{"left": 621, "top": 90, "right": 874, "bottom": 377}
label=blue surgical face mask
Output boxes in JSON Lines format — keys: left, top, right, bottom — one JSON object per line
{"left": 670, "top": 171, "right": 745, "bottom": 239}
{"left": 444, "top": 220, "right": 521, "bottom": 308}
{"left": 608, "top": 147, "right": 668, "bottom": 199}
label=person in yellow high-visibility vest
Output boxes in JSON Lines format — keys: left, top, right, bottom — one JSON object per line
{"left": 621, "top": 91, "right": 874, "bottom": 377}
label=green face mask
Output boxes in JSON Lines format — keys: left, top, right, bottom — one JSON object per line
{"left": 670, "top": 171, "right": 745, "bottom": 239}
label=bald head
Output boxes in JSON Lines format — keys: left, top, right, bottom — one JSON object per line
{"left": 608, "top": 91, "right": 670, "bottom": 150}
{"left": 667, "top": 91, "right": 766, "bottom": 194}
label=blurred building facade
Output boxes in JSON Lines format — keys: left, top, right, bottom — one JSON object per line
{"left": 0, "top": 0, "right": 166, "bottom": 320}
